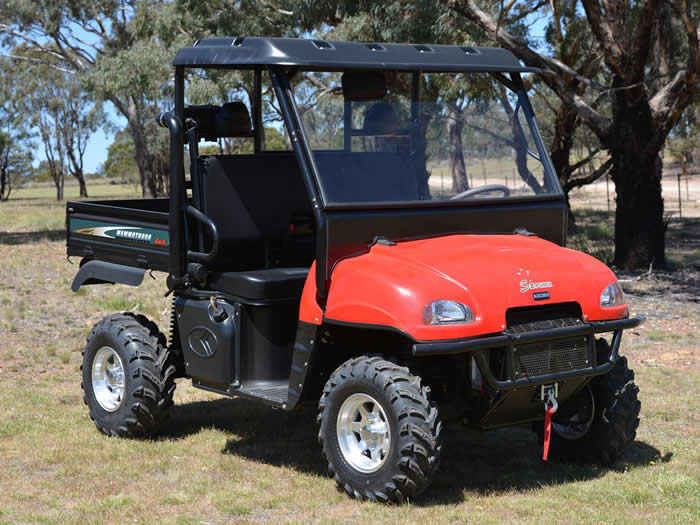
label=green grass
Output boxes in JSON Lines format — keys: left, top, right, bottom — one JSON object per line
{"left": 0, "top": 183, "right": 139, "bottom": 233}
{"left": 94, "top": 294, "right": 142, "bottom": 312}
{"left": 0, "top": 182, "right": 698, "bottom": 523}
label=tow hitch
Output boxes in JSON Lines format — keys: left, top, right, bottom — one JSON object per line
{"left": 541, "top": 384, "right": 559, "bottom": 461}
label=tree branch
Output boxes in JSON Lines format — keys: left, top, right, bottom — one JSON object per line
{"left": 442, "top": 0, "right": 612, "bottom": 142}
{"left": 0, "top": 53, "right": 73, "bottom": 74}
{"left": 629, "top": 0, "right": 662, "bottom": 81}
{"left": 564, "top": 157, "right": 613, "bottom": 191}
{"left": 569, "top": 148, "right": 602, "bottom": 174}
{"left": 580, "top": 0, "right": 626, "bottom": 77}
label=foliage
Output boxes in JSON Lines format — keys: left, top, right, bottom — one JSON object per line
{"left": 103, "top": 129, "right": 138, "bottom": 183}
{"left": 0, "top": 58, "right": 33, "bottom": 200}
{"left": 440, "top": 0, "right": 699, "bottom": 269}
{"left": 0, "top": 0, "right": 187, "bottom": 197}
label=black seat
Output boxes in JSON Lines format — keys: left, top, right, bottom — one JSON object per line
{"left": 198, "top": 153, "right": 313, "bottom": 270}
{"left": 208, "top": 267, "right": 309, "bottom": 300}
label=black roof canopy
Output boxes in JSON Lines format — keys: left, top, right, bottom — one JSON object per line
{"left": 172, "top": 36, "right": 539, "bottom": 73}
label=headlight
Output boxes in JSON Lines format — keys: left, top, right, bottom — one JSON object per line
{"left": 423, "top": 300, "right": 474, "bottom": 325}
{"left": 600, "top": 282, "right": 624, "bottom": 307}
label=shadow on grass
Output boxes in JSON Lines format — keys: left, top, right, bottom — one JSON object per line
{"left": 161, "top": 397, "right": 664, "bottom": 505}
{"left": 0, "top": 230, "right": 65, "bottom": 245}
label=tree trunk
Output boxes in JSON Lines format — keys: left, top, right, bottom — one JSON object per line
{"left": 447, "top": 107, "right": 469, "bottom": 193}
{"left": 55, "top": 173, "right": 64, "bottom": 201}
{"left": 125, "top": 97, "right": 158, "bottom": 198}
{"left": 131, "top": 124, "right": 158, "bottom": 198}
{"left": 66, "top": 148, "right": 89, "bottom": 198}
{"left": 0, "top": 153, "right": 10, "bottom": 201}
{"left": 609, "top": 82, "right": 665, "bottom": 269}
{"left": 550, "top": 106, "right": 578, "bottom": 231}
{"left": 75, "top": 169, "right": 88, "bottom": 198}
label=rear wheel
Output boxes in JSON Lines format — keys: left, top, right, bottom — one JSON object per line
{"left": 318, "top": 356, "right": 442, "bottom": 503}
{"left": 537, "top": 349, "right": 640, "bottom": 464}
{"left": 81, "top": 313, "right": 177, "bottom": 438}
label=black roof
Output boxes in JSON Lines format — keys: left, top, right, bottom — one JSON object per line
{"left": 172, "top": 37, "right": 539, "bottom": 73}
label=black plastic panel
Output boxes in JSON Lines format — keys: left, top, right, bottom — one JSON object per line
{"left": 174, "top": 37, "right": 541, "bottom": 73}
{"left": 324, "top": 197, "right": 566, "bottom": 277}
{"left": 176, "top": 297, "right": 237, "bottom": 387}
{"left": 239, "top": 302, "right": 298, "bottom": 383}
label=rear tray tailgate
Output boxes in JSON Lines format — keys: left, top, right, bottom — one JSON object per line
{"left": 67, "top": 199, "right": 170, "bottom": 272}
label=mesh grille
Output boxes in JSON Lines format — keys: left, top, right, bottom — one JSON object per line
{"left": 513, "top": 336, "right": 590, "bottom": 378}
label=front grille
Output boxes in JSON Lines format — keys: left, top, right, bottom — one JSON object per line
{"left": 512, "top": 336, "right": 591, "bottom": 379}
{"left": 508, "top": 316, "right": 584, "bottom": 334}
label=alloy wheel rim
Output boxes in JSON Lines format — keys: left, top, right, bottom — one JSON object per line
{"left": 336, "top": 393, "right": 391, "bottom": 474}
{"left": 91, "top": 346, "right": 126, "bottom": 412}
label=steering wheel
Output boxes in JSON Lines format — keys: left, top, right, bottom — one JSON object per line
{"left": 450, "top": 184, "right": 511, "bottom": 200}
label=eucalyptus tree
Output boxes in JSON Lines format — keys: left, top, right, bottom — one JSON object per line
{"left": 0, "top": 59, "right": 33, "bottom": 200}
{"left": 61, "top": 79, "right": 103, "bottom": 197}
{"left": 0, "top": 131, "right": 33, "bottom": 201}
{"left": 442, "top": 0, "right": 700, "bottom": 269}
{"left": 0, "top": 0, "right": 188, "bottom": 197}
{"left": 0, "top": 0, "right": 311, "bottom": 197}
{"left": 10, "top": 53, "right": 100, "bottom": 200}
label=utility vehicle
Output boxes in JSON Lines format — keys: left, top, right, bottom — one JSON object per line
{"left": 67, "top": 37, "right": 643, "bottom": 503}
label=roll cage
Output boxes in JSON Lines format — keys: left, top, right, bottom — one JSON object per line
{"left": 162, "top": 37, "right": 566, "bottom": 305}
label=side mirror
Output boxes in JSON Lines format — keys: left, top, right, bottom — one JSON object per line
{"left": 342, "top": 71, "right": 387, "bottom": 101}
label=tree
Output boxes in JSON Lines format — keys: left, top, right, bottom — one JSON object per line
{"left": 0, "top": 1, "right": 186, "bottom": 198}
{"left": 1, "top": 1, "right": 307, "bottom": 198}
{"left": 103, "top": 129, "right": 138, "bottom": 184}
{"left": 0, "top": 59, "right": 33, "bottom": 200}
{"left": 0, "top": 131, "right": 32, "bottom": 200}
{"left": 13, "top": 55, "right": 97, "bottom": 201}
{"left": 441, "top": 0, "right": 700, "bottom": 269}
{"left": 36, "top": 97, "right": 66, "bottom": 201}
{"left": 60, "top": 78, "right": 102, "bottom": 197}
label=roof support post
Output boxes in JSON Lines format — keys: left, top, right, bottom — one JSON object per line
{"left": 166, "top": 66, "right": 187, "bottom": 287}
{"left": 254, "top": 68, "right": 263, "bottom": 153}
{"left": 269, "top": 68, "right": 329, "bottom": 304}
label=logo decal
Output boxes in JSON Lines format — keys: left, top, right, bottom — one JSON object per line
{"left": 188, "top": 326, "right": 218, "bottom": 358}
{"left": 520, "top": 279, "right": 553, "bottom": 293}
{"left": 72, "top": 219, "right": 169, "bottom": 247}
{"left": 517, "top": 268, "right": 553, "bottom": 294}
{"left": 533, "top": 291, "right": 550, "bottom": 300}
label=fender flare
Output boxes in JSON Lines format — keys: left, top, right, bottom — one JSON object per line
{"left": 71, "top": 260, "right": 146, "bottom": 292}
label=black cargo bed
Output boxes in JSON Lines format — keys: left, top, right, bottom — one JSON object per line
{"left": 67, "top": 199, "right": 171, "bottom": 271}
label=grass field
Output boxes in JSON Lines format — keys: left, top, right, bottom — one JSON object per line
{"left": 0, "top": 183, "right": 698, "bottom": 523}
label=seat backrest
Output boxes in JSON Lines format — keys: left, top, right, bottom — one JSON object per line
{"left": 314, "top": 151, "right": 420, "bottom": 203}
{"left": 199, "top": 153, "right": 312, "bottom": 269}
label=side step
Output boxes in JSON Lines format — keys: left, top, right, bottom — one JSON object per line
{"left": 236, "top": 380, "right": 288, "bottom": 407}
{"left": 192, "top": 378, "right": 289, "bottom": 408}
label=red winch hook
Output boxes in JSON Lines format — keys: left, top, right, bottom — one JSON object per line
{"left": 541, "top": 386, "right": 558, "bottom": 461}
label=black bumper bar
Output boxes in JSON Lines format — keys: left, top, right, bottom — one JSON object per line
{"left": 412, "top": 316, "right": 645, "bottom": 391}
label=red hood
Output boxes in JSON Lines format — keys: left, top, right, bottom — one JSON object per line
{"left": 322, "top": 234, "right": 627, "bottom": 341}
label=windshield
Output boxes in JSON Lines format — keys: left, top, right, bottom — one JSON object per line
{"left": 291, "top": 71, "right": 560, "bottom": 206}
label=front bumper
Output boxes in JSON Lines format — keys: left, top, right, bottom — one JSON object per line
{"left": 412, "top": 316, "right": 645, "bottom": 391}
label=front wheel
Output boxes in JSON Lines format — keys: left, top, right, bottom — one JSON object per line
{"left": 317, "top": 356, "right": 442, "bottom": 503}
{"left": 536, "top": 352, "right": 640, "bottom": 464}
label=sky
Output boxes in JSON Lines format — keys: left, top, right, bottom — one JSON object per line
{"left": 84, "top": 110, "right": 124, "bottom": 173}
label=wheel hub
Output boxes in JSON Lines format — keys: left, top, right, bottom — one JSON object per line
{"left": 552, "top": 385, "right": 595, "bottom": 440}
{"left": 337, "top": 393, "right": 391, "bottom": 473}
{"left": 91, "top": 346, "right": 126, "bottom": 412}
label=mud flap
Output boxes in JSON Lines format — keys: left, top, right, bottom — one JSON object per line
{"left": 71, "top": 260, "right": 146, "bottom": 291}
